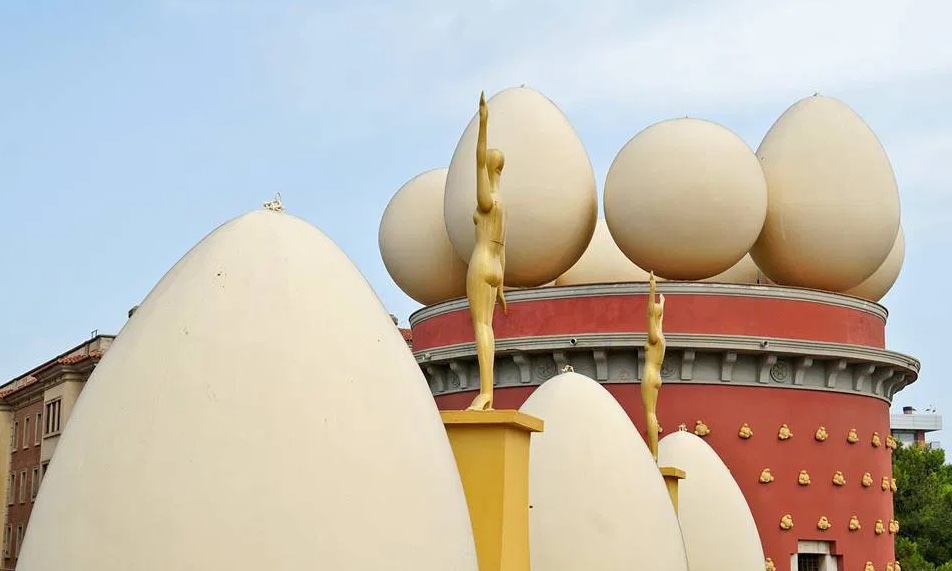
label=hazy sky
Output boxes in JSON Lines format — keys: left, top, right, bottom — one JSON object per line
{"left": 2, "top": 1, "right": 950, "bottom": 433}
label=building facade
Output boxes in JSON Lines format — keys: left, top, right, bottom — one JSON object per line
{"left": 0, "top": 335, "right": 113, "bottom": 570}
{"left": 410, "top": 282, "right": 920, "bottom": 571}
{"left": 890, "top": 406, "right": 943, "bottom": 448}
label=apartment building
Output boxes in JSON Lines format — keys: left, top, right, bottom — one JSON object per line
{"left": 0, "top": 335, "right": 114, "bottom": 570}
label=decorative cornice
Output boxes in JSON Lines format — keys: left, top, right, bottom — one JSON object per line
{"left": 416, "top": 333, "right": 919, "bottom": 370}
{"left": 415, "top": 332, "right": 919, "bottom": 403}
{"left": 409, "top": 282, "right": 888, "bottom": 327}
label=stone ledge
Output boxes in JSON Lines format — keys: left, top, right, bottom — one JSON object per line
{"left": 416, "top": 333, "right": 919, "bottom": 402}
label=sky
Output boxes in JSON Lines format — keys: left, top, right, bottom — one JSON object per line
{"left": 1, "top": 1, "right": 950, "bottom": 436}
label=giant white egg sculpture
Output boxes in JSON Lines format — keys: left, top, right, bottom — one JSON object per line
{"left": 845, "top": 226, "right": 905, "bottom": 301}
{"left": 520, "top": 372, "right": 689, "bottom": 571}
{"left": 604, "top": 118, "right": 768, "bottom": 280}
{"left": 659, "top": 430, "right": 765, "bottom": 571}
{"left": 751, "top": 95, "right": 900, "bottom": 291}
{"left": 444, "top": 87, "right": 598, "bottom": 287}
{"left": 380, "top": 168, "right": 468, "bottom": 305}
{"left": 18, "top": 210, "right": 479, "bottom": 571}
{"left": 701, "top": 254, "right": 762, "bottom": 284}
{"left": 556, "top": 218, "right": 650, "bottom": 285}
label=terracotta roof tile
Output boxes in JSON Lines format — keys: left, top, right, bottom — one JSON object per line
{"left": 0, "top": 351, "right": 104, "bottom": 399}
{"left": 0, "top": 376, "right": 38, "bottom": 398}
{"left": 57, "top": 350, "right": 103, "bottom": 365}
{"left": 399, "top": 328, "right": 412, "bottom": 343}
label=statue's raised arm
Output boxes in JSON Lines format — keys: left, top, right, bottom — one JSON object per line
{"left": 475, "top": 92, "right": 494, "bottom": 213}
{"left": 648, "top": 272, "right": 664, "bottom": 344}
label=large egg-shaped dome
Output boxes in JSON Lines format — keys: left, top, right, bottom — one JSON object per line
{"left": 444, "top": 87, "right": 598, "bottom": 287}
{"left": 658, "top": 430, "right": 765, "bottom": 571}
{"left": 380, "top": 168, "right": 468, "bottom": 305}
{"left": 18, "top": 210, "right": 478, "bottom": 571}
{"left": 556, "top": 218, "right": 650, "bottom": 285}
{"left": 520, "top": 372, "right": 689, "bottom": 571}
{"left": 845, "top": 226, "right": 905, "bottom": 301}
{"left": 751, "top": 95, "right": 900, "bottom": 291}
{"left": 604, "top": 118, "right": 767, "bottom": 280}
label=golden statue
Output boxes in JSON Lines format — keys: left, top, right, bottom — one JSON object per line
{"left": 817, "top": 516, "right": 832, "bottom": 531}
{"left": 759, "top": 468, "right": 775, "bottom": 484}
{"left": 642, "top": 271, "right": 665, "bottom": 462}
{"left": 882, "top": 476, "right": 891, "bottom": 491}
{"left": 886, "top": 433, "right": 898, "bottom": 450}
{"left": 875, "top": 519, "right": 886, "bottom": 535}
{"left": 815, "top": 426, "right": 828, "bottom": 441}
{"left": 865, "top": 562, "right": 876, "bottom": 571}
{"left": 862, "top": 472, "right": 874, "bottom": 487}
{"left": 466, "top": 92, "right": 508, "bottom": 411}
{"left": 887, "top": 563, "right": 895, "bottom": 571}
{"left": 872, "top": 431, "right": 882, "bottom": 448}
{"left": 765, "top": 558, "right": 776, "bottom": 571}
{"left": 891, "top": 477, "right": 898, "bottom": 492}
{"left": 889, "top": 519, "right": 900, "bottom": 534}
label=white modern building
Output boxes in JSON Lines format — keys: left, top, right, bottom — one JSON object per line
{"left": 890, "top": 406, "right": 942, "bottom": 448}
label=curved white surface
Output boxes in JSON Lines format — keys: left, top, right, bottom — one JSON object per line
{"left": 556, "top": 218, "right": 650, "bottom": 285}
{"left": 18, "top": 210, "right": 478, "bottom": 571}
{"left": 752, "top": 94, "right": 900, "bottom": 291}
{"left": 444, "top": 87, "right": 598, "bottom": 287}
{"left": 845, "top": 226, "right": 905, "bottom": 301}
{"left": 701, "top": 254, "right": 762, "bottom": 284}
{"left": 380, "top": 168, "right": 468, "bottom": 305}
{"left": 604, "top": 118, "right": 767, "bottom": 280}
{"left": 520, "top": 372, "right": 689, "bottom": 571}
{"left": 658, "top": 430, "right": 765, "bottom": 571}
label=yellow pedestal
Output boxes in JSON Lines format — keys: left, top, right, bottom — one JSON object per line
{"left": 660, "top": 466, "right": 686, "bottom": 514}
{"left": 442, "top": 410, "right": 544, "bottom": 571}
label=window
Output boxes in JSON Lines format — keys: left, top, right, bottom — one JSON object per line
{"left": 30, "top": 467, "right": 39, "bottom": 501}
{"left": 798, "top": 554, "right": 822, "bottom": 571}
{"left": 34, "top": 413, "right": 41, "bottom": 445}
{"left": 22, "top": 417, "right": 29, "bottom": 449}
{"left": 6, "top": 475, "right": 13, "bottom": 506}
{"left": 14, "top": 525, "right": 22, "bottom": 558}
{"left": 3, "top": 525, "right": 9, "bottom": 558}
{"left": 10, "top": 421, "right": 17, "bottom": 452}
{"left": 18, "top": 471, "right": 26, "bottom": 504}
{"left": 795, "top": 540, "right": 838, "bottom": 571}
{"left": 44, "top": 399, "right": 62, "bottom": 436}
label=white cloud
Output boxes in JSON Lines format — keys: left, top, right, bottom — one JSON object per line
{"left": 264, "top": 0, "right": 952, "bottom": 121}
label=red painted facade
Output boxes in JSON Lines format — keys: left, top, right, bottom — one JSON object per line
{"left": 435, "top": 385, "right": 896, "bottom": 570}
{"left": 411, "top": 292, "right": 886, "bottom": 352}
{"left": 417, "top": 287, "right": 903, "bottom": 571}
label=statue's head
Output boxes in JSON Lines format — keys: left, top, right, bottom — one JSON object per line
{"left": 487, "top": 148, "right": 505, "bottom": 176}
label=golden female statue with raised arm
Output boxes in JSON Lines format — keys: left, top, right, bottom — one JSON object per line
{"left": 643, "top": 271, "right": 665, "bottom": 462}
{"left": 466, "top": 91, "right": 508, "bottom": 411}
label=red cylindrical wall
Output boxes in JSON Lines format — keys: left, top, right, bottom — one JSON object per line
{"left": 418, "top": 286, "right": 906, "bottom": 571}
{"left": 435, "top": 385, "right": 896, "bottom": 570}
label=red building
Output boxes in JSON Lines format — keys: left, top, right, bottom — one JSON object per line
{"left": 409, "top": 282, "right": 918, "bottom": 571}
